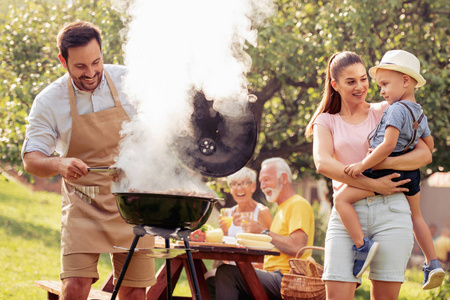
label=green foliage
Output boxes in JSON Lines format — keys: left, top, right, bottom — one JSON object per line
{"left": 0, "top": 0, "right": 124, "bottom": 167}
{"left": 1, "top": 0, "right": 448, "bottom": 178}
{"left": 311, "top": 201, "right": 327, "bottom": 265}
{"left": 354, "top": 268, "right": 447, "bottom": 299}
{"left": 311, "top": 201, "right": 327, "bottom": 245}
{"left": 0, "top": 171, "right": 215, "bottom": 298}
{"left": 247, "top": 0, "right": 449, "bottom": 177}
{"left": 425, "top": 272, "right": 450, "bottom": 300}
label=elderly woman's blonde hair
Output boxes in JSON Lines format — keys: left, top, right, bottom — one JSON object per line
{"left": 227, "top": 167, "right": 257, "bottom": 186}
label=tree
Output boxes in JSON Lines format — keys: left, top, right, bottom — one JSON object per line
{"left": 1, "top": 0, "right": 448, "bottom": 182}
{"left": 0, "top": 0, "right": 124, "bottom": 167}
{"left": 245, "top": 0, "right": 449, "bottom": 179}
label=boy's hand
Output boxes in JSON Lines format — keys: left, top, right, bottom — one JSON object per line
{"left": 344, "top": 162, "right": 365, "bottom": 178}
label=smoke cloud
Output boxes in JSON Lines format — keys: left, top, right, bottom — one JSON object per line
{"left": 112, "top": 0, "right": 275, "bottom": 194}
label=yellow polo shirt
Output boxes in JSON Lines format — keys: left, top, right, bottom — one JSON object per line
{"left": 435, "top": 235, "right": 450, "bottom": 262}
{"left": 263, "top": 194, "right": 315, "bottom": 274}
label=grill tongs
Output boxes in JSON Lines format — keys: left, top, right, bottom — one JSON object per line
{"left": 87, "top": 166, "right": 121, "bottom": 176}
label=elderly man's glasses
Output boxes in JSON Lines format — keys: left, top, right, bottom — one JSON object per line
{"left": 229, "top": 181, "right": 252, "bottom": 189}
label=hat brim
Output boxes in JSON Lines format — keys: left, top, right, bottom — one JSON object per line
{"left": 368, "top": 64, "right": 426, "bottom": 88}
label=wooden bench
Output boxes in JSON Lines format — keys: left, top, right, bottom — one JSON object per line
{"left": 35, "top": 280, "right": 113, "bottom": 300}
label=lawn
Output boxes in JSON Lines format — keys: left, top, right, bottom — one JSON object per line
{"left": 0, "top": 172, "right": 197, "bottom": 298}
{"left": 0, "top": 172, "right": 447, "bottom": 299}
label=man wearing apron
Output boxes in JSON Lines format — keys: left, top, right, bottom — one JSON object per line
{"left": 22, "top": 21, "right": 154, "bottom": 299}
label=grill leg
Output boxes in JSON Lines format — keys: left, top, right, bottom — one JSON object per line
{"left": 165, "top": 238, "right": 172, "bottom": 300}
{"left": 183, "top": 238, "right": 201, "bottom": 300}
{"left": 110, "top": 225, "right": 146, "bottom": 300}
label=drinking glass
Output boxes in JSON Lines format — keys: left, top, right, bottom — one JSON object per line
{"left": 240, "top": 212, "right": 253, "bottom": 224}
{"left": 220, "top": 208, "right": 233, "bottom": 228}
{"left": 240, "top": 211, "right": 253, "bottom": 233}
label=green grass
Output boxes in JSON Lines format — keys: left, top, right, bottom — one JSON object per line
{"left": 354, "top": 269, "right": 449, "bottom": 299}
{"left": 0, "top": 172, "right": 447, "bottom": 299}
{"left": 0, "top": 173, "right": 200, "bottom": 298}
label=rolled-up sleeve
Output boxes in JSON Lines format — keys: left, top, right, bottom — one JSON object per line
{"left": 22, "top": 97, "right": 58, "bottom": 159}
{"left": 21, "top": 65, "right": 133, "bottom": 160}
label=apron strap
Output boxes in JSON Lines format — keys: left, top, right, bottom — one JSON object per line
{"left": 66, "top": 70, "right": 121, "bottom": 120}
{"left": 104, "top": 71, "right": 122, "bottom": 108}
{"left": 67, "top": 76, "right": 79, "bottom": 119}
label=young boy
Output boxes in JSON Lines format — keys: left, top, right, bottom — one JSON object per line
{"left": 334, "top": 50, "right": 445, "bottom": 289}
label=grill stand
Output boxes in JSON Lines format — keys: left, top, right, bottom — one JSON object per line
{"left": 165, "top": 238, "right": 172, "bottom": 300}
{"left": 110, "top": 226, "right": 146, "bottom": 300}
{"left": 178, "top": 229, "right": 202, "bottom": 300}
{"left": 110, "top": 226, "right": 202, "bottom": 300}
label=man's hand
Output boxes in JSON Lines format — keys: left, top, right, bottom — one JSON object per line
{"left": 23, "top": 151, "right": 87, "bottom": 179}
{"left": 58, "top": 157, "right": 88, "bottom": 180}
{"left": 270, "top": 229, "right": 308, "bottom": 257}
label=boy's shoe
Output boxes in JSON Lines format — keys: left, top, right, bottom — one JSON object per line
{"left": 352, "top": 237, "right": 379, "bottom": 278}
{"left": 422, "top": 259, "right": 445, "bottom": 290}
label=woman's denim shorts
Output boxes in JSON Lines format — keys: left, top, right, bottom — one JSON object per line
{"left": 322, "top": 193, "right": 414, "bottom": 284}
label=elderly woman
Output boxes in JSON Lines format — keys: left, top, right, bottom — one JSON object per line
{"left": 219, "top": 167, "right": 273, "bottom": 237}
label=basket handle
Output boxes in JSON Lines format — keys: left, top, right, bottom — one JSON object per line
{"left": 295, "top": 246, "right": 325, "bottom": 258}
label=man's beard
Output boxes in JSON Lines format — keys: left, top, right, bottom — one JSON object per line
{"left": 67, "top": 66, "right": 102, "bottom": 92}
{"left": 263, "top": 182, "right": 282, "bottom": 203}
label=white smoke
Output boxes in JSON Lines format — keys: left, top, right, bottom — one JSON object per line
{"left": 112, "top": 0, "right": 275, "bottom": 193}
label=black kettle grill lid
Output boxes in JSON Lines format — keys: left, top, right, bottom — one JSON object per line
{"left": 174, "top": 91, "right": 257, "bottom": 177}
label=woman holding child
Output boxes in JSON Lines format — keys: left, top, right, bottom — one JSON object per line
{"left": 305, "top": 51, "right": 433, "bottom": 299}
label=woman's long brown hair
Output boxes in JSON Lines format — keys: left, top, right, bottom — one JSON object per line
{"left": 305, "top": 51, "right": 364, "bottom": 138}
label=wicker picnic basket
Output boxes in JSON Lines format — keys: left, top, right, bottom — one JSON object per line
{"left": 281, "top": 246, "right": 326, "bottom": 300}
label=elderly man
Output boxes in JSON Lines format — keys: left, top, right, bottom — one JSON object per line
{"left": 212, "top": 157, "right": 315, "bottom": 300}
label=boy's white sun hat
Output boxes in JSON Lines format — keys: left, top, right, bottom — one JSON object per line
{"left": 369, "top": 50, "right": 426, "bottom": 87}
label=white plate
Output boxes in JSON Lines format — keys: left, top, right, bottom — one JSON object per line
{"left": 223, "top": 236, "right": 237, "bottom": 245}
{"left": 244, "top": 244, "right": 275, "bottom": 251}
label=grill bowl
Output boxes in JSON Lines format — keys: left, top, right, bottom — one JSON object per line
{"left": 114, "top": 192, "right": 217, "bottom": 231}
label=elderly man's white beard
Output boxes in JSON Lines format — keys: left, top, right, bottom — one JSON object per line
{"left": 263, "top": 183, "right": 282, "bottom": 203}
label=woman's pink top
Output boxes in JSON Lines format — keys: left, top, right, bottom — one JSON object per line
{"left": 314, "top": 101, "right": 389, "bottom": 192}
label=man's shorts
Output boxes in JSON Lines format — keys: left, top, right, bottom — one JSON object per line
{"left": 61, "top": 252, "right": 155, "bottom": 288}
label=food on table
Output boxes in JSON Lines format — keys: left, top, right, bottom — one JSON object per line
{"left": 190, "top": 229, "right": 206, "bottom": 242}
{"left": 236, "top": 238, "right": 274, "bottom": 249}
{"left": 236, "top": 233, "right": 274, "bottom": 248}
{"left": 205, "top": 228, "right": 224, "bottom": 243}
{"left": 236, "top": 233, "right": 272, "bottom": 243}
{"left": 189, "top": 224, "right": 214, "bottom": 242}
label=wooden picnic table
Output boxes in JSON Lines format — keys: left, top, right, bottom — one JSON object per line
{"left": 36, "top": 241, "right": 279, "bottom": 300}
{"left": 145, "top": 242, "right": 280, "bottom": 300}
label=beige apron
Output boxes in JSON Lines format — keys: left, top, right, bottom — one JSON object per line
{"left": 61, "top": 71, "right": 153, "bottom": 255}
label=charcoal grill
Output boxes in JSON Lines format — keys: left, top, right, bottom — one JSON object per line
{"left": 110, "top": 91, "right": 257, "bottom": 300}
